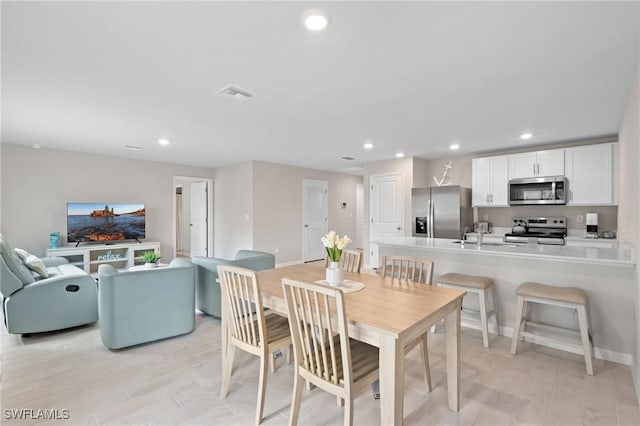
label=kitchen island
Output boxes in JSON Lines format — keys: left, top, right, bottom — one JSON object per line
{"left": 372, "top": 237, "right": 635, "bottom": 364}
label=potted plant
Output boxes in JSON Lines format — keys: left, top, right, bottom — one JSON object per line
{"left": 141, "top": 251, "right": 162, "bottom": 268}
{"left": 321, "top": 230, "right": 351, "bottom": 286}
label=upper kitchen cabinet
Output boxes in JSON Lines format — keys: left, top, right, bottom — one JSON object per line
{"left": 472, "top": 155, "right": 509, "bottom": 207}
{"left": 508, "top": 148, "right": 565, "bottom": 179}
{"left": 565, "top": 142, "right": 617, "bottom": 205}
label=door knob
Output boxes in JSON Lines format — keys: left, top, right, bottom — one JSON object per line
{"left": 304, "top": 224, "right": 309, "bottom": 228}
{"left": 396, "top": 227, "right": 401, "bottom": 231}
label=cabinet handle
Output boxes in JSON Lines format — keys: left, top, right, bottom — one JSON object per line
{"left": 486, "top": 194, "right": 489, "bottom": 203}
{"left": 533, "top": 164, "right": 536, "bottom": 175}
{"left": 490, "top": 194, "right": 493, "bottom": 203}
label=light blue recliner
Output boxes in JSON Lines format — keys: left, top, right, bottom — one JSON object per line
{"left": 0, "top": 234, "right": 98, "bottom": 334}
{"left": 98, "top": 258, "right": 196, "bottom": 349}
{"left": 192, "top": 250, "right": 275, "bottom": 317}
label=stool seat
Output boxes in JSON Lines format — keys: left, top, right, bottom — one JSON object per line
{"left": 433, "top": 273, "right": 498, "bottom": 348}
{"left": 438, "top": 273, "right": 494, "bottom": 290}
{"left": 516, "top": 282, "right": 587, "bottom": 305}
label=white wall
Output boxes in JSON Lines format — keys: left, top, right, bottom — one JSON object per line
{"left": 0, "top": 144, "right": 215, "bottom": 258}
{"left": 252, "top": 161, "right": 362, "bottom": 264}
{"left": 617, "top": 64, "right": 640, "bottom": 403}
{"left": 212, "top": 161, "right": 254, "bottom": 259}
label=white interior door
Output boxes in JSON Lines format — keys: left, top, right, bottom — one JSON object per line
{"left": 302, "top": 179, "right": 328, "bottom": 262}
{"left": 190, "top": 181, "right": 208, "bottom": 257}
{"left": 370, "top": 173, "right": 404, "bottom": 268}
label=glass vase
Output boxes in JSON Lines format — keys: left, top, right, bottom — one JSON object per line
{"left": 326, "top": 261, "right": 344, "bottom": 286}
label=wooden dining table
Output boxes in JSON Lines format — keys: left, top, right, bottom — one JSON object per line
{"left": 221, "top": 263, "right": 466, "bottom": 425}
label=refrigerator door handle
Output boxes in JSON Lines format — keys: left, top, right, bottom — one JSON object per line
{"left": 428, "top": 199, "right": 434, "bottom": 238}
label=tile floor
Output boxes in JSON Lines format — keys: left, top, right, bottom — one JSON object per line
{"left": 1, "top": 314, "right": 638, "bottom": 426}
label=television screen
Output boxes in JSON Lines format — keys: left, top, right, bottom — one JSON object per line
{"left": 67, "top": 203, "right": 145, "bottom": 243}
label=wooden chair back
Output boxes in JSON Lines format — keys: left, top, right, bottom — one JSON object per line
{"left": 218, "top": 264, "right": 265, "bottom": 350}
{"left": 380, "top": 255, "right": 434, "bottom": 284}
{"left": 325, "top": 249, "right": 362, "bottom": 273}
{"left": 282, "top": 278, "right": 351, "bottom": 389}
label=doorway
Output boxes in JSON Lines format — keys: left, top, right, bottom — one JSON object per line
{"left": 173, "top": 176, "right": 213, "bottom": 259}
{"left": 302, "top": 179, "right": 328, "bottom": 262}
{"left": 369, "top": 173, "right": 404, "bottom": 268}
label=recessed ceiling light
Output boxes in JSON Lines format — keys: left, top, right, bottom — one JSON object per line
{"left": 302, "top": 9, "right": 330, "bottom": 31}
{"left": 520, "top": 132, "right": 533, "bottom": 140}
{"left": 31, "top": 144, "right": 41, "bottom": 149}
{"left": 395, "top": 152, "right": 405, "bottom": 158}
{"left": 449, "top": 144, "right": 460, "bottom": 150}
{"left": 363, "top": 142, "right": 374, "bottom": 150}
{"left": 341, "top": 156, "right": 356, "bottom": 161}
{"left": 158, "top": 138, "right": 170, "bottom": 146}
{"left": 125, "top": 145, "right": 143, "bottom": 151}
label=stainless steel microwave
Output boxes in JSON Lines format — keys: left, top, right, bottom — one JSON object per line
{"left": 508, "top": 176, "right": 567, "bottom": 205}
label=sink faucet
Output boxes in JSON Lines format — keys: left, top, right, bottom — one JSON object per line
{"left": 461, "top": 226, "right": 469, "bottom": 241}
{"left": 478, "top": 230, "right": 485, "bottom": 246}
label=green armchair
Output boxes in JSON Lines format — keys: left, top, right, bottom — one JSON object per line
{"left": 0, "top": 234, "right": 98, "bottom": 334}
{"left": 192, "top": 250, "right": 275, "bottom": 317}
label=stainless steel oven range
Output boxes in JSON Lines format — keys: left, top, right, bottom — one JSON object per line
{"left": 504, "top": 217, "right": 567, "bottom": 245}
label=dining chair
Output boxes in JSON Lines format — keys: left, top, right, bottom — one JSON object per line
{"left": 325, "top": 249, "right": 362, "bottom": 273}
{"left": 218, "top": 265, "right": 292, "bottom": 425}
{"left": 282, "top": 278, "right": 379, "bottom": 426}
{"left": 380, "top": 255, "right": 434, "bottom": 392}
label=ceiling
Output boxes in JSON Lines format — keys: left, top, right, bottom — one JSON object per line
{"left": 2, "top": 1, "right": 639, "bottom": 173}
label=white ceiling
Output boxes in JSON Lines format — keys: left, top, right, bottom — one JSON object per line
{"left": 2, "top": 1, "right": 639, "bottom": 173}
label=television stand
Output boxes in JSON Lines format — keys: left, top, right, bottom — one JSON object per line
{"left": 47, "top": 241, "right": 160, "bottom": 276}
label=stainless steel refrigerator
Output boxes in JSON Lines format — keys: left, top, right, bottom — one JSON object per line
{"left": 411, "top": 186, "right": 473, "bottom": 239}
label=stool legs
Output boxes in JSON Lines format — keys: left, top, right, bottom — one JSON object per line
{"left": 510, "top": 295, "right": 525, "bottom": 355}
{"left": 478, "top": 290, "right": 489, "bottom": 348}
{"left": 577, "top": 305, "right": 594, "bottom": 376}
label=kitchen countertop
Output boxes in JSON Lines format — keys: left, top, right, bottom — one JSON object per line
{"left": 372, "top": 237, "right": 634, "bottom": 266}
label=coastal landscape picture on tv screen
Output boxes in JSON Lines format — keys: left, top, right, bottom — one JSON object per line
{"left": 67, "top": 203, "right": 145, "bottom": 243}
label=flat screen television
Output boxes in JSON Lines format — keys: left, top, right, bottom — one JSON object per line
{"left": 67, "top": 203, "right": 145, "bottom": 244}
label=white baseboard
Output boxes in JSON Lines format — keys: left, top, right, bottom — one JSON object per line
{"left": 499, "top": 325, "right": 632, "bottom": 366}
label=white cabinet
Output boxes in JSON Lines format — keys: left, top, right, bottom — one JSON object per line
{"left": 509, "top": 149, "right": 565, "bottom": 179}
{"left": 472, "top": 155, "right": 509, "bottom": 207}
{"left": 47, "top": 241, "right": 160, "bottom": 276}
{"left": 565, "top": 143, "right": 617, "bottom": 205}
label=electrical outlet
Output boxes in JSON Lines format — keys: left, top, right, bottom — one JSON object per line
{"left": 274, "top": 247, "right": 279, "bottom": 253}
{"left": 577, "top": 215, "right": 584, "bottom": 223}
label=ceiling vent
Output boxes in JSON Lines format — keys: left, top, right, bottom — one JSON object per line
{"left": 216, "top": 84, "right": 254, "bottom": 100}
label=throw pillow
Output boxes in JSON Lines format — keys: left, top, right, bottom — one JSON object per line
{"left": 24, "top": 254, "right": 49, "bottom": 278}
{"left": 14, "top": 248, "right": 49, "bottom": 278}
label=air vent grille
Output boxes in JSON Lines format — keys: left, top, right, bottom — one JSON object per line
{"left": 216, "top": 84, "right": 254, "bottom": 100}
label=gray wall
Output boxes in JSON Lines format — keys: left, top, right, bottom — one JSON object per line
{"left": 0, "top": 143, "right": 215, "bottom": 258}
{"left": 252, "top": 161, "right": 362, "bottom": 265}
{"left": 617, "top": 64, "right": 640, "bottom": 403}
{"left": 212, "top": 161, "right": 254, "bottom": 259}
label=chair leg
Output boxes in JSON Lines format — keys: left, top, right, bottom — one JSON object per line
{"left": 286, "top": 344, "right": 293, "bottom": 364}
{"left": 490, "top": 285, "right": 500, "bottom": 336}
{"left": 288, "top": 369, "right": 304, "bottom": 426}
{"left": 510, "top": 296, "right": 525, "bottom": 355}
{"left": 478, "top": 290, "right": 489, "bottom": 348}
{"left": 344, "top": 393, "right": 353, "bottom": 426}
{"left": 420, "top": 334, "right": 432, "bottom": 392}
{"left": 520, "top": 300, "right": 528, "bottom": 341}
{"left": 220, "top": 344, "right": 236, "bottom": 398}
{"left": 577, "top": 305, "right": 594, "bottom": 376}
{"left": 256, "top": 351, "right": 269, "bottom": 425}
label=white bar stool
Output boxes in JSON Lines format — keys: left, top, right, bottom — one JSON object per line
{"left": 431, "top": 272, "right": 498, "bottom": 348}
{"left": 510, "top": 282, "right": 593, "bottom": 375}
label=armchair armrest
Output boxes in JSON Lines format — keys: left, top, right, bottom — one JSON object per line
{"left": 42, "top": 256, "right": 71, "bottom": 268}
